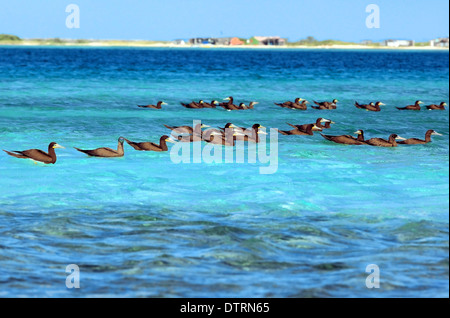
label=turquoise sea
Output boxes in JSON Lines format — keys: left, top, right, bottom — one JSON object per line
{"left": 0, "top": 47, "right": 448, "bottom": 297}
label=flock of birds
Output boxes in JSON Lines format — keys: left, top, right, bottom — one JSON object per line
{"left": 138, "top": 97, "right": 447, "bottom": 112}
{"left": 2, "top": 97, "right": 446, "bottom": 165}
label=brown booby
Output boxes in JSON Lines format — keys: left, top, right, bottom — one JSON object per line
{"left": 218, "top": 123, "right": 238, "bottom": 131}
{"left": 204, "top": 128, "right": 236, "bottom": 146}
{"left": 124, "top": 135, "right": 175, "bottom": 151}
{"left": 398, "top": 130, "right": 442, "bottom": 145}
{"left": 277, "top": 124, "right": 322, "bottom": 136}
{"left": 181, "top": 100, "right": 205, "bottom": 109}
{"left": 164, "top": 123, "right": 210, "bottom": 136}
{"left": 320, "top": 130, "right": 367, "bottom": 145}
{"left": 240, "top": 102, "right": 258, "bottom": 109}
{"left": 289, "top": 100, "right": 309, "bottom": 110}
{"left": 311, "top": 99, "right": 338, "bottom": 110}
{"left": 137, "top": 101, "right": 167, "bottom": 109}
{"left": 426, "top": 102, "right": 447, "bottom": 110}
{"left": 275, "top": 98, "right": 304, "bottom": 109}
{"left": 234, "top": 124, "right": 267, "bottom": 142}
{"left": 355, "top": 101, "right": 385, "bottom": 112}
{"left": 396, "top": 100, "right": 423, "bottom": 111}
{"left": 287, "top": 118, "right": 334, "bottom": 132}
{"left": 74, "top": 137, "right": 125, "bottom": 157}
{"left": 202, "top": 100, "right": 220, "bottom": 108}
{"left": 3, "top": 142, "right": 65, "bottom": 164}
{"left": 220, "top": 97, "right": 240, "bottom": 110}
{"left": 365, "top": 134, "right": 406, "bottom": 147}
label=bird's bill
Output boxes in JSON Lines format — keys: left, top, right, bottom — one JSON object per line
{"left": 443, "top": 103, "right": 448, "bottom": 106}
{"left": 353, "top": 130, "right": 362, "bottom": 135}
{"left": 258, "top": 131, "right": 268, "bottom": 135}
{"left": 251, "top": 102, "right": 259, "bottom": 105}
{"left": 199, "top": 100, "right": 204, "bottom": 103}
{"left": 312, "top": 125, "right": 322, "bottom": 131}
{"left": 259, "top": 125, "right": 266, "bottom": 129}
{"left": 223, "top": 97, "right": 231, "bottom": 101}
{"left": 166, "top": 137, "right": 177, "bottom": 143}
{"left": 201, "top": 124, "right": 210, "bottom": 128}
{"left": 320, "top": 118, "right": 332, "bottom": 123}
{"left": 379, "top": 102, "right": 386, "bottom": 106}
{"left": 305, "top": 101, "right": 310, "bottom": 104}
{"left": 418, "top": 101, "right": 424, "bottom": 104}
{"left": 161, "top": 102, "right": 168, "bottom": 105}
{"left": 432, "top": 131, "right": 443, "bottom": 136}
{"left": 53, "top": 143, "right": 65, "bottom": 149}
{"left": 213, "top": 101, "right": 220, "bottom": 105}
{"left": 395, "top": 136, "right": 407, "bottom": 140}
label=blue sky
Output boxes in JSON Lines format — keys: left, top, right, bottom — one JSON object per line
{"left": 0, "top": 0, "right": 448, "bottom": 42}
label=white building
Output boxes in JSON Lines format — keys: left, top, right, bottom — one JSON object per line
{"left": 172, "top": 39, "right": 187, "bottom": 45}
{"left": 430, "top": 37, "right": 449, "bottom": 47}
{"left": 383, "top": 39, "right": 415, "bottom": 47}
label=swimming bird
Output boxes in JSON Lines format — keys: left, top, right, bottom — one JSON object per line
{"left": 164, "top": 123, "right": 210, "bottom": 136}
{"left": 137, "top": 101, "right": 167, "bottom": 109}
{"left": 204, "top": 129, "right": 236, "bottom": 146}
{"left": 397, "top": 130, "right": 443, "bottom": 145}
{"left": 223, "top": 123, "right": 261, "bottom": 133}
{"left": 396, "top": 100, "right": 423, "bottom": 111}
{"left": 275, "top": 98, "right": 304, "bottom": 109}
{"left": 176, "top": 134, "right": 203, "bottom": 143}
{"left": 202, "top": 100, "right": 220, "bottom": 108}
{"left": 234, "top": 124, "right": 267, "bottom": 142}
{"left": 355, "top": 101, "right": 385, "bottom": 112}
{"left": 181, "top": 100, "right": 205, "bottom": 109}
{"left": 235, "top": 103, "right": 246, "bottom": 110}
{"left": 277, "top": 124, "right": 322, "bottom": 136}
{"left": 124, "top": 135, "right": 175, "bottom": 151}
{"left": 316, "top": 118, "right": 335, "bottom": 129}
{"left": 365, "top": 134, "right": 406, "bottom": 147}
{"left": 312, "top": 99, "right": 338, "bottom": 110}
{"left": 289, "top": 100, "right": 309, "bottom": 110}
{"left": 219, "top": 96, "right": 234, "bottom": 107}
{"left": 287, "top": 118, "right": 334, "bottom": 132}
{"left": 218, "top": 123, "right": 238, "bottom": 131}
{"left": 74, "top": 137, "right": 125, "bottom": 157}
{"left": 320, "top": 130, "right": 367, "bottom": 145}
{"left": 426, "top": 102, "right": 447, "bottom": 110}
{"left": 3, "top": 142, "right": 65, "bottom": 164}
{"left": 220, "top": 97, "right": 240, "bottom": 110}
{"left": 240, "top": 102, "right": 258, "bottom": 109}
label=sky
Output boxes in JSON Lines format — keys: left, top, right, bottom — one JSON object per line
{"left": 0, "top": 0, "right": 448, "bottom": 42}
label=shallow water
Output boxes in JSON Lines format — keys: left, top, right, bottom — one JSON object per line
{"left": 0, "top": 47, "right": 448, "bottom": 297}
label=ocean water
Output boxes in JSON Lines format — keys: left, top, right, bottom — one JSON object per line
{"left": 0, "top": 47, "right": 448, "bottom": 298}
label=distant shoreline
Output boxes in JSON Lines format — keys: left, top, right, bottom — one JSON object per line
{"left": 0, "top": 40, "right": 448, "bottom": 51}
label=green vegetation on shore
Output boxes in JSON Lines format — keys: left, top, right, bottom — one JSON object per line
{"left": 0, "top": 34, "right": 22, "bottom": 42}
{"left": 286, "top": 36, "right": 357, "bottom": 46}
{"left": 0, "top": 34, "right": 168, "bottom": 46}
{"left": 415, "top": 41, "right": 431, "bottom": 47}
